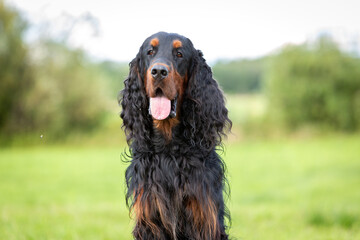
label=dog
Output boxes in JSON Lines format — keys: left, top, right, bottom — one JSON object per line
{"left": 119, "top": 32, "right": 231, "bottom": 240}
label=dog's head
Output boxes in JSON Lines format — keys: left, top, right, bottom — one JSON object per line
{"left": 141, "top": 32, "right": 194, "bottom": 123}
{"left": 120, "top": 32, "right": 230, "bottom": 145}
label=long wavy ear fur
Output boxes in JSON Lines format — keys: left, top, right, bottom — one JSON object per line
{"left": 119, "top": 52, "right": 152, "bottom": 147}
{"left": 182, "top": 50, "right": 232, "bottom": 150}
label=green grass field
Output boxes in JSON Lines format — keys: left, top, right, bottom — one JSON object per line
{"left": 1, "top": 135, "right": 360, "bottom": 239}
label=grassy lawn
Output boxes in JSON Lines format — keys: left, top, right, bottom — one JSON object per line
{"left": 1, "top": 135, "right": 360, "bottom": 239}
{"left": 227, "top": 135, "right": 360, "bottom": 240}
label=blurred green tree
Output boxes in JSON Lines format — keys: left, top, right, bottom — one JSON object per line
{"left": 0, "top": 1, "right": 113, "bottom": 142}
{"left": 26, "top": 40, "right": 109, "bottom": 136}
{"left": 266, "top": 37, "right": 360, "bottom": 131}
{"left": 213, "top": 58, "right": 267, "bottom": 93}
{"left": 0, "top": 0, "right": 34, "bottom": 133}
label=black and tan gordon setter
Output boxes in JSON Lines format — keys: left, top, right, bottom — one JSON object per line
{"left": 119, "top": 32, "right": 232, "bottom": 240}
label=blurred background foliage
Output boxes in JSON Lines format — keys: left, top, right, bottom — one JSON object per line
{"left": 1, "top": 0, "right": 360, "bottom": 143}
{"left": 266, "top": 38, "right": 360, "bottom": 131}
{"left": 0, "top": 1, "right": 128, "bottom": 144}
{"left": 213, "top": 57, "right": 268, "bottom": 94}
{"left": 0, "top": 1, "right": 33, "bottom": 135}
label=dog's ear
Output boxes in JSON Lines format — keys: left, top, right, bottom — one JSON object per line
{"left": 182, "top": 50, "right": 231, "bottom": 150}
{"left": 119, "top": 51, "right": 152, "bottom": 146}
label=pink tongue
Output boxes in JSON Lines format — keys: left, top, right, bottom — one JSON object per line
{"left": 150, "top": 96, "right": 171, "bottom": 120}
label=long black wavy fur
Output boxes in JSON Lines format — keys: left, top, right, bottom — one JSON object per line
{"left": 119, "top": 43, "right": 232, "bottom": 240}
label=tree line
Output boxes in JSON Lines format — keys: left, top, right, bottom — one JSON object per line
{"left": 1, "top": 1, "right": 359, "bottom": 143}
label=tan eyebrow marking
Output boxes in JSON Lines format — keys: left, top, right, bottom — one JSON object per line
{"left": 150, "top": 38, "right": 159, "bottom": 47}
{"left": 173, "top": 39, "right": 182, "bottom": 48}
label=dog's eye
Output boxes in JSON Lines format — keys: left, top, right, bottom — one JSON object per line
{"left": 147, "top": 50, "right": 154, "bottom": 56}
{"left": 176, "top": 52, "right": 183, "bottom": 58}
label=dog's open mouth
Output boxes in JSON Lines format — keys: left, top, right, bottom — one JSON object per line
{"left": 148, "top": 90, "right": 177, "bottom": 120}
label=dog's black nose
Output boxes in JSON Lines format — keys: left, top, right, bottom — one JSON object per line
{"left": 151, "top": 65, "right": 168, "bottom": 80}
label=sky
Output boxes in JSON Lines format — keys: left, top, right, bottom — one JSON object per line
{"left": 8, "top": 0, "right": 360, "bottom": 63}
